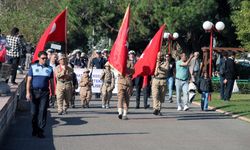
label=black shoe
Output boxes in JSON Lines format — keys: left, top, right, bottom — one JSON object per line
{"left": 158, "top": 111, "right": 163, "bottom": 116}
{"left": 37, "top": 132, "right": 45, "bottom": 138}
{"left": 118, "top": 114, "right": 122, "bottom": 120}
{"left": 58, "top": 111, "right": 63, "bottom": 115}
{"left": 153, "top": 110, "right": 159, "bottom": 115}
{"left": 10, "top": 82, "right": 18, "bottom": 86}
{"left": 32, "top": 131, "right": 38, "bottom": 136}
{"left": 62, "top": 110, "right": 67, "bottom": 115}
{"left": 168, "top": 97, "right": 173, "bottom": 103}
{"left": 135, "top": 106, "right": 139, "bottom": 109}
{"left": 38, "top": 128, "right": 44, "bottom": 133}
{"left": 144, "top": 104, "right": 150, "bottom": 109}
{"left": 72, "top": 105, "right": 75, "bottom": 108}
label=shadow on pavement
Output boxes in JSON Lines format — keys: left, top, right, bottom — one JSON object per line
{"left": 53, "top": 132, "right": 149, "bottom": 138}
{"left": 0, "top": 111, "right": 56, "bottom": 150}
{"left": 52, "top": 116, "right": 88, "bottom": 127}
{"left": 129, "top": 112, "right": 233, "bottom": 121}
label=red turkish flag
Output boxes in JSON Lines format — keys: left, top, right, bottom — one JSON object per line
{"left": 32, "top": 9, "right": 67, "bottom": 63}
{"left": 133, "top": 24, "right": 165, "bottom": 79}
{"left": 108, "top": 5, "right": 130, "bottom": 75}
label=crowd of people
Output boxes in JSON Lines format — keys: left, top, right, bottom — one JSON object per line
{"left": 0, "top": 27, "right": 238, "bottom": 139}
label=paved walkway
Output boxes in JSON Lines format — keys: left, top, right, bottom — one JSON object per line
{"left": 1, "top": 95, "right": 250, "bottom": 150}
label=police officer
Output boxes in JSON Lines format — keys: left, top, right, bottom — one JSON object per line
{"left": 100, "top": 62, "right": 115, "bottom": 109}
{"left": 26, "top": 51, "right": 53, "bottom": 138}
{"left": 55, "top": 54, "right": 74, "bottom": 115}
{"left": 152, "top": 52, "right": 169, "bottom": 116}
{"left": 117, "top": 55, "right": 134, "bottom": 120}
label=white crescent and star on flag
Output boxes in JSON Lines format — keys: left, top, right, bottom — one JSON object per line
{"left": 49, "top": 23, "right": 56, "bottom": 34}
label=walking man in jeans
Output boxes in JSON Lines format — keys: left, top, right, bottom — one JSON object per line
{"left": 26, "top": 51, "right": 53, "bottom": 138}
{"left": 6, "top": 27, "right": 24, "bottom": 85}
{"left": 175, "top": 53, "right": 193, "bottom": 111}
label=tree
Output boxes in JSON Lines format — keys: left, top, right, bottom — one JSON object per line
{"left": 0, "top": 0, "right": 243, "bottom": 53}
{"left": 0, "top": 0, "right": 58, "bottom": 43}
{"left": 231, "top": 0, "right": 250, "bottom": 51}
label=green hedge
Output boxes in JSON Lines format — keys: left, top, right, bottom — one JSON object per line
{"left": 212, "top": 80, "right": 250, "bottom": 94}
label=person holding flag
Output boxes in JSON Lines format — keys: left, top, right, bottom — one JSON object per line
{"left": 151, "top": 52, "right": 169, "bottom": 116}
{"left": 117, "top": 56, "right": 135, "bottom": 120}
{"left": 132, "top": 24, "right": 166, "bottom": 115}
{"left": 107, "top": 5, "right": 131, "bottom": 120}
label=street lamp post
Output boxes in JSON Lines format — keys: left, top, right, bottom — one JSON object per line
{"left": 163, "top": 32, "right": 179, "bottom": 55}
{"left": 202, "top": 21, "right": 225, "bottom": 77}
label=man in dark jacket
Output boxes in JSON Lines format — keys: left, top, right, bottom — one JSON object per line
{"left": 224, "top": 51, "right": 237, "bottom": 101}
{"left": 91, "top": 50, "right": 106, "bottom": 98}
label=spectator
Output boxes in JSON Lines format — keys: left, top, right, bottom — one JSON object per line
{"left": 198, "top": 72, "right": 213, "bottom": 111}
{"left": 189, "top": 51, "right": 201, "bottom": 84}
{"left": 166, "top": 54, "right": 175, "bottom": 103}
{"left": 91, "top": 50, "right": 107, "bottom": 69}
{"left": 102, "top": 49, "right": 109, "bottom": 60}
{"left": 47, "top": 53, "right": 58, "bottom": 108}
{"left": 70, "top": 52, "right": 82, "bottom": 68}
{"left": 6, "top": 27, "right": 24, "bottom": 85}
{"left": 219, "top": 51, "right": 228, "bottom": 100}
{"left": 224, "top": 51, "right": 237, "bottom": 101}
{"left": 25, "top": 43, "right": 33, "bottom": 70}
{"left": 45, "top": 49, "right": 53, "bottom": 65}
{"left": 18, "top": 35, "right": 27, "bottom": 70}
{"left": 80, "top": 52, "right": 88, "bottom": 68}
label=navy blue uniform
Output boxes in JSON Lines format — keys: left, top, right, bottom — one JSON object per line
{"left": 28, "top": 63, "right": 53, "bottom": 135}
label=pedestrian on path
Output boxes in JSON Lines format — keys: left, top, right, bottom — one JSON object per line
{"left": 6, "top": 27, "right": 24, "bottom": 85}
{"left": 197, "top": 72, "right": 213, "bottom": 111}
{"left": 224, "top": 51, "right": 237, "bottom": 101}
{"left": 165, "top": 54, "right": 175, "bottom": 103}
{"left": 175, "top": 52, "right": 193, "bottom": 111}
{"left": 26, "top": 51, "right": 53, "bottom": 138}
{"left": 55, "top": 54, "right": 74, "bottom": 115}
{"left": 79, "top": 68, "right": 92, "bottom": 108}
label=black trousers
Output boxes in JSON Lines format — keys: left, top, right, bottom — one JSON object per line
{"left": 31, "top": 90, "right": 49, "bottom": 133}
{"left": 224, "top": 79, "right": 234, "bottom": 101}
{"left": 135, "top": 85, "right": 142, "bottom": 107}
{"left": 6, "top": 56, "right": 20, "bottom": 83}
{"left": 136, "top": 85, "right": 150, "bottom": 107}
{"left": 143, "top": 87, "right": 150, "bottom": 107}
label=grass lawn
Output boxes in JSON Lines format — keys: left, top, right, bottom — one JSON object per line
{"left": 195, "top": 93, "right": 250, "bottom": 119}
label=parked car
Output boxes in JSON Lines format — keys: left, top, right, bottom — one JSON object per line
{"left": 236, "top": 59, "right": 250, "bottom": 80}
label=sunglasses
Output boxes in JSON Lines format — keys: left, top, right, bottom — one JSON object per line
{"left": 40, "top": 57, "right": 47, "bottom": 60}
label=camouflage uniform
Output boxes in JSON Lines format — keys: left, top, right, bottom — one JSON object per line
{"left": 79, "top": 72, "right": 92, "bottom": 108}
{"left": 152, "top": 58, "right": 169, "bottom": 115}
{"left": 55, "top": 65, "right": 74, "bottom": 114}
{"left": 117, "top": 60, "right": 134, "bottom": 120}
{"left": 100, "top": 67, "right": 115, "bottom": 108}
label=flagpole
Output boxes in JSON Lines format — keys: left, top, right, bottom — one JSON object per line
{"left": 65, "top": 7, "right": 68, "bottom": 54}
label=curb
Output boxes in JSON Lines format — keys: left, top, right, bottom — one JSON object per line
{"left": 192, "top": 101, "right": 250, "bottom": 123}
